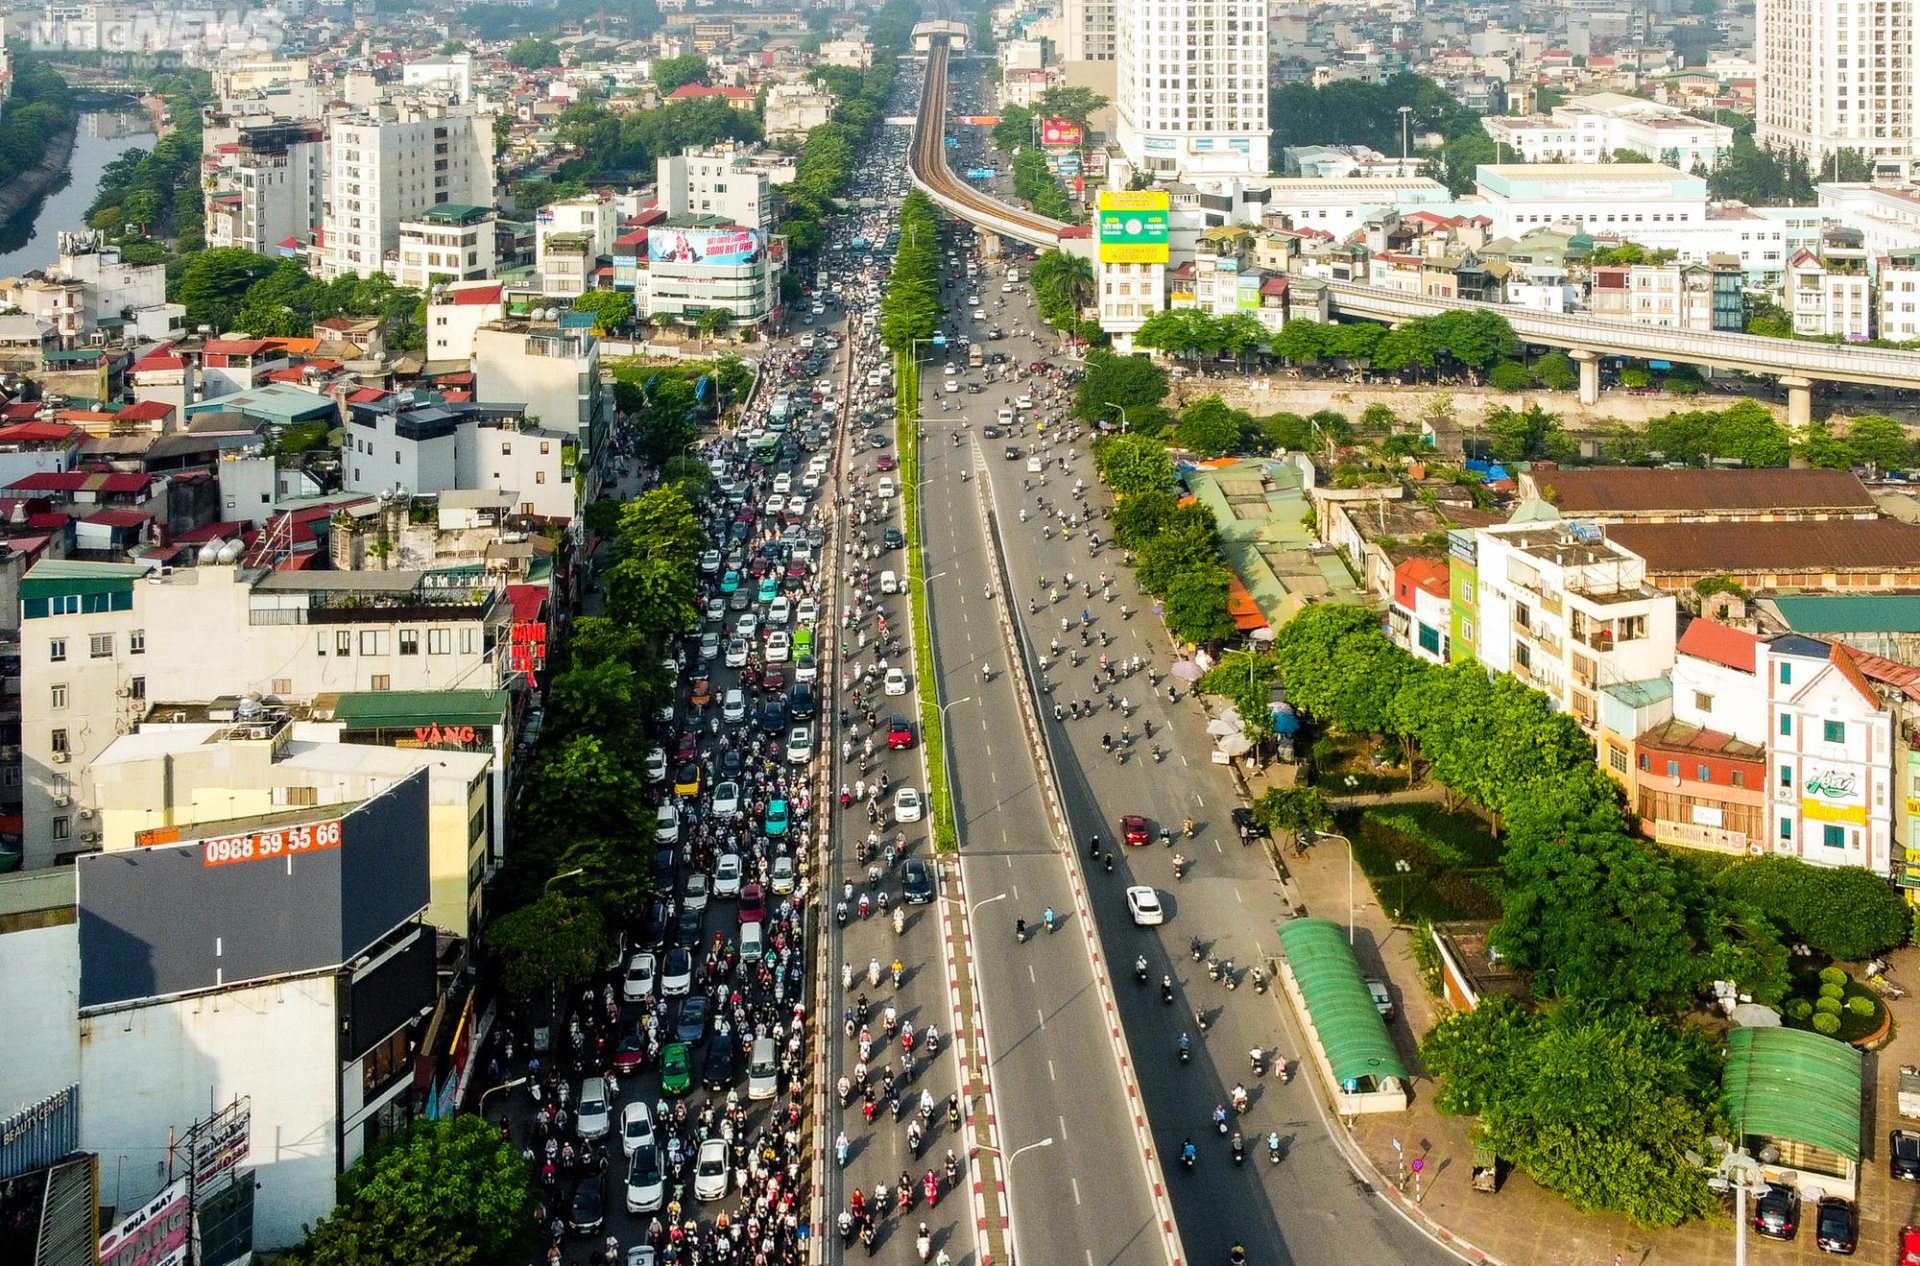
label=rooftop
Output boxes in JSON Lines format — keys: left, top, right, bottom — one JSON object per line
{"left": 1607, "top": 519, "right": 1920, "bottom": 574}
{"left": 1765, "top": 593, "right": 1920, "bottom": 635}
{"left": 1676, "top": 618, "right": 1763, "bottom": 673}
{"left": 1531, "top": 467, "right": 1875, "bottom": 517}
{"left": 1723, "top": 1026, "right": 1862, "bottom": 1162}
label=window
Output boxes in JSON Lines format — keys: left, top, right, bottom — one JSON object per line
{"left": 460, "top": 628, "right": 477, "bottom": 655}
{"left": 1697, "top": 764, "right": 1711, "bottom": 783}
{"left": 1694, "top": 691, "right": 1713, "bottom": 713}
{"left": 1780, "top": 663, "right": 1792, "bottom": 684}
{"left": 1639, "top": 753, "right": 1651, "bottom": 772}
{"left": 1780, "top": 762, "right": 1793, "bottom": 787}
{"left": 1822, "top": 824, "right": 1847, "bottom": 849}
{"left": 1823, "top": 720, "right": 1846, "bottom": 743}
{"left": 535, "top": 470, "right": 547, "bottom": 484}
{"left": 1780, "top": 714, "right": 1793, "bottom": 736}
{"left": 1666, "top": 760, "right": 1680, "bottom": 777}
{"left": 50, "top": 595, "right": 77, "bottom": 615}
{"left": 50, "top": 728, "right": 68, "bottom": 755}
{"left": 337, "top": 630, "right": 353, "bottom": 656}
{"left": 371, "top": 674, "right": 391, "bottom": 691}
{"left": 49, "top": 684, "right": 65, "bottom": 710}
{"left": 88, "top": 634, "right": 111, "bottom": 659}
{"left": 1731, "top": 770, "right": 1746, "bottom": 789}
{"left": 1609, "top": 747, "right": 1629, "bottom": 774}
{"left": 399, "top": 629, "right": 419, "bottom": 656}
{"left": 48, "top": 638, "right": 65, "bottom": 663}
{"left": 1779, "top": 817, "right": 1793, "bottom": 841}
{"left": 360, "top": 630, "right": 387, "bottom": 656}
{"left": 130, "top": 677, "right": 145, "bottom": 701}
{"left": 129, "top": 629, "right": 144, "bottom": 655}
{"left": 428, "top": 628, "right": 452, "bottom": 655}
{"left": 51, "top": 817, "right": 69, "bottom": 841}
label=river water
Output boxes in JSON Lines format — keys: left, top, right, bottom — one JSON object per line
{"left": 0, "top": 109, "right": 156, "bottom": 275}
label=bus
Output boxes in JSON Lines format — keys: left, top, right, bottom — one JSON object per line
{"left": 768, "top": 393, "right": 792, "bottom": 426}
{"left": 967, "top": 344, "right": 985, "bottom": 370}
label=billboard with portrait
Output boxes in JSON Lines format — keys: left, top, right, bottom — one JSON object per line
{"left": 1096, "top": 191, "right": 1171, "bottom": 264}
{"left": 648, "top": 226, "right": 763, "bottom": 267}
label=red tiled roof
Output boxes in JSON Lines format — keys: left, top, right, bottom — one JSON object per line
{"left": 1849, "top": 645, "right": 1920, "bottom": 702}
{"left": 666, "top": 84, "right": 755, "bottom": 101}
{"left": 0, "top": 403, "right": 40, "bottom": 421}
{"left": 7, "top": 471, "right": 154, "bottom": 494}
{"left": 174, "top": 519, "right": 251, "bottom": 544}
{"left": 204, "top": 338, "right": 275, "bottom": 355}
{"left": 82, "top": 508, "right": 152, "bottom": 528}
{"left": 1392, "top": 557, "right": 1449, "bottom": 607}
{"left": 116, "top": 400, "right": 173, "bottom": 422}
{"left": 449, "top": 283, "right": 504, "bottom": 306}
{"left": 506, "top": 583, "right": 548, "bottom": 623}
{"left": 0, "top": 421, "right": 78, "bottom": 443}
{"left": 347, "top": 388, "right": 389, "bottom": 404}
{"left": 1676, "top": 619, "right": 1761, "bottom": 674}
{"left": 131, "top": 353, "right": 187, "bottom": 373}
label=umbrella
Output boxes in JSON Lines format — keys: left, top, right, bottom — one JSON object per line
{"left": 1271, "top": 713, "right": 1301, "bottom": 735}
{"left": 1170, "top": 660, "right": 1203, "bottom": 682}
{"left": 1206, "top": 717, "right": 1244, "bottom": 737}
{"left": 1250, "top": 627, "right": 1275, "bottom": 643}
{"left": 1216, "top": 734, "right": 1254, "bottom": 757}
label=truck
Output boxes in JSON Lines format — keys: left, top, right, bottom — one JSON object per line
{"left": 967, "top": 344, "right": 984, "bottom": 370}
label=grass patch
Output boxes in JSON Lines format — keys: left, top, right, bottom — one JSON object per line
{"left": 1305, "top": 731, "right": 1416, "bottom": 795}
{"left": 895, "top": 352, "right": 957, "bottom": 854}
{"left": 1341, "top": 802, "right": 1504, "bottom": 923}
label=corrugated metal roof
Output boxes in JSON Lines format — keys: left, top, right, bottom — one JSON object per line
{"left": 1541, "top": 467, "right": 1875, "bottom": 515}
{"left": 1276, "top": 918, "right": 1407, "bottom": 1085}
{"left": 1607, "top": 520, "right": 1920, "bottom": 573}
{"left": 327, "top": 690, "right": 511, "bottom": 731}
{"left": 1770, "top": 593, "right": 1920, "bottom": 635}
{"left": 1723, "top": 1026, "right": 1862, "bottom": 1161}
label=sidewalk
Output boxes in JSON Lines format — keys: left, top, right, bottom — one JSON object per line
{"left": 1260, "top": 765, "right": 1917, "bottom": 1266}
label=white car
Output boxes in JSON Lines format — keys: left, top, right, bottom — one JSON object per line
{"left": 620, "top": 1101, "right": 656, "bottom": 1159}
{"left": 713, "top": 853, "right": 743, "bottom": 899}
{"left": 1002, "top": 281, "right": 1014, "bottom": 293}
{"left": 625, "top": 1143, "right": 665, "bottom": 1214}
{"left": 1016, "top": 395, "right": 1033, "bottom": 409}
{"left": 808, "top": 455, "right": 830, "bottom": 475}
{"left": 786, "top": 725, "right": 814, "bottom": 764}
{"left": 734, "top": 612, "right": 759, "bottom": 640}
{"left": 656, "top": 802, "right": 680, "bottom": 844}
{"left": 794, "top": 654, "right": 818, "bottom": 684}
{"left": 576, "top": 1077, "right": 611, "bottom": 1140}
{"left": 877, "top": 477, "right": 896, "bottom": 499}
{"left": 725, "top": 638, "right": 750, "bottom": 668}
{"left": 770, "top": 855, "right": 796, "bottom": 896}
{"left": 801, "top": 472, "right": 822, "bottom": 494}
{"left": 764, "top": 494, "right": 786, "bottom": 516}
{"left": 704, "top": 596, "right": 725, "bottom": 623}
{"left": 893, "top": 785, "right": 924, "bottom": 823}
{"left": 694, "top": 1138, "right": 731, "bottom": 1202}
{"left": 1126, "top": 885, "right": 1165, "bottom": 926}
{"left": 722, "top": 688, "right": 747, "bottom": 723}
{"left": 945, "top": 378, "right": 963, "bottom": 393}
{"left": 884, "top": 667, "right": 908, "bottom": 696}
{"left": 772, "top": 472, "right": 793, "bottom": 494}
{"left": 944, "top": 364, "right": 958, "bottom": 377}
{"left": 622, "top": 952, "right": 657, "bottom": 1003}
{"left": 683, "top": 872, "right": 710, "bottom": 913}
{"left": 699, "top": 549, "right": 721, "bottom": 574}
{"left": 797, "top": 598, "right": 819, "bottom": 625}
{"left": 766, "top": 630, "right": 792, "bottom": 662}
{"left": 645, "top": 747, "right": 667, "bottom": 783}
{"left": 661, "top": 946, "right": 693, "bottom": 997}
{"left": 711, "top": 781, "right": 742, "bottom": 820}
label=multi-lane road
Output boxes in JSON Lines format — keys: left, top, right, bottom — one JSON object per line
{"left": 907, "top": 237, "right": 1456, "bottom": 1266}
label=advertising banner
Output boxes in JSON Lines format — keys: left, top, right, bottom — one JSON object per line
{"left": 99, "top": 1179, "right": 190, "bottom": 1266}
{"left": 1236, "top": 275, "right": 1262, "bottom": 311}
{"left": 648, "top": 227, "right": 762, "bottom": 266}
{"left": 1096, "top": 191, "right": 1171, "bottom": 264}
{"left": 1040, "top": 118, "right": 1083, "bottom": 147}
{"left": 1055, "top": 152, "right": 1081, "bottom": 176}
{"left": 1801, "top": 764, "right": 1869, "bottom": 827}
{"left": 953, "top": 116, "right": 1002, "bottom": 125}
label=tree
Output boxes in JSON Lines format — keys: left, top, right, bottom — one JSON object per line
{"left": 1162, "top": 563, "right": 1237, "bottom": 646}
{"left": 1792, "top": 420, "right": 1857, "bottom": 469}
{"left": 1250, "top": 785, "right": 1330, "bottom": 837}
{"left": 1073, "top": 349, "right": 1169, "bottom": 422}
{"left": 1111, "top": 488, "right": 1181, "bottom": 550}
{"left": 506, "top": 37, "right": 562, "bottom": 69}
{"left": 1029, "top": 249, "right": 1095, "bottom": 334}
{"left": 523, "top": 734, "right": 650, "bottom": 841}
{"left": 1136, "top": 508, "right": 1224, "bottom": 596}
{"left": 1484, "top": 404, "right": 1573, "bottom": 464}
{"left": 1422, "top": 1000, "right": 1725, "bottom": 1227}
{"left": 570, "top": 291, "right": 634, "bottom": 335}
{"left": 1713, "top": 854, "right": 1913, "bottom": 961}
{"left": 484, "top": 892, "right": 608, "bottom": 1002}
{"left": 1533, "top": 351, "right": 1577, "bottom": 391}
{"left": 176, "top": 248, "right": 277, "bottom": 329}
{"left": 1844, "top": 414, "right": 1915, "bottom": 471}
{"left": 1091, "top": 433, "right": 1175, "bottom": 497}
{"left": 545, "top": 659, "right": 646, "bottom": 754}
{"left": 1032, "top": 86, "right": 1108, "bottom": 126}
{"left": 696, "top": 307, "right": 735, "bottom": 345}
{"left": 1706, "top": 399, "right": 1790, "bottom": 467}
{"left": 302, "top": 1113, "right": 540, "bottom": 1266}
{"left": 1359, "top": 402, "right": 1399, "bottom": 435}
{"left": 652, "top": 53, "right": 711, "bottom": 93}
{"left": 1176, "top": 395, "right": 1246, "bottom": 456}
{"left": 1487, "top": 360, "right": 1532, "bottom": 392}
{"left": 1271, "top": 319, "right": 1329, "bottom": 365}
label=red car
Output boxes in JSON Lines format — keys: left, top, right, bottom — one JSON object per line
{"left": 875, "top": 453, "right": 897, "bottom": 472}
{"left": 614, "top": 1034, "right": 645, "bottom": 1071}
{"left": 1901, "top": 1225, "right": 1920, "bottom": 1266}
{"left": 1122, "top": 814, "right": 1150, "bottom": 846}
{"left": 888, "top": 714, "right": 915, "bottom": 750}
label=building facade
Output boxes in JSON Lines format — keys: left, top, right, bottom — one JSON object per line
{"left": 1763, "top": 634, "right": 1897, "bottom": 874}
{"left": 319, "top": 102, "right": 495, "bottom": 281}
{"left": 1114, "top": 0, "right": 1270, "bottom": 178}
{"left": 1757, "top": 0, "right": 1919, "bottom": 178}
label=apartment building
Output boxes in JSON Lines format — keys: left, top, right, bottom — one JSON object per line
{"left": 18, "top": 560, "right": 513, "bottom": 868}
{"left": 1763, "top": 635, "right": 1897, "bottom": 875}
{"left": 1587, "top": 257, "right": 1744, "bottom": 333}
{"left": 1787, "top": 228, "right": 1873, "bottom": 339}
{"left": 205, "top": 120, "right": 327, "bottom": 256}
{"left": 1481, "top": 92, "right": 1735, "bottom": 170}
{"left": 1469, "top": 521, "right": 1679, "bottom": 730}
{"left": 1114, "top": 0, "right": 1270, "bottom": 178}
{"left": 343, "top": 396, "right": 575, "bottom": 521}
{"left": 393, "top": 203, "right": 498, "bottom": 290}
{"left": 1062, "top": 0, "right": 1116, "bottom": 61}
{"left": 658, "top": 148, "right": 774, "bottom": 236}
{"left": 535, "top": 194, "right": 618, "bottom": 297}
{"left": 1756, "top": 0, "right": 1919, "bottom": 179}
{"left": 318, "top": 101, "right": 496, "bottom": 281}
{"left": 1630, "top": 619, "right": 1769, "bottom": 856}
{"left": 1387, "top": 557, "right": 1450, "bottom": 664}
{"left": 426, "top": 280, "right": 506, "bottom": 360}
{"left": 1882, "top": 248, "right": 1920, "bottom": 340}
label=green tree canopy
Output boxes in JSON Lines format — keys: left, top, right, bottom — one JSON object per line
{"left": 651, "top": 53, "right": 711, "bottom": 94}
{"left": 1091, "top": 433, "right": 1175, "bottom": 497}
{"left": 506, "top": 37, "right": 562, "bottom": 69}
{"left": 1176, "top": 395, "right": 1249, "bottom": 456}
{"left": 1713, "top": 854, "right": 1913, "bottom": 960}
{"left": 1073, "top": 348, "right": 1169, "bottom": 421}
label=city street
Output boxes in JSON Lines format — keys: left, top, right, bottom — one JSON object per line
{"left": 908, "top": 247, "right": 1457, "bottom": 1266}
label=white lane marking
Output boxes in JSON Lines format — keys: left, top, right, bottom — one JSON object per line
{"left": 1029, "top": 965, "right": 1036, "bottom": 984}
{"left": 1048, "top": 1059, "right": 1056, "bottom": 1081}
{"left": 1071, "top": 1177, "right": 1081, "bottom": 1205}
{"left": 1037, "top": 1008, "right": 1046, "bottom": 1030}
{"left": 1058, "top": 1114, "right": 1068, "bottom": 1141}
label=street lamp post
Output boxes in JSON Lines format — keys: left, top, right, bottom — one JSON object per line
{"left": 477, "top": 1076, "right": 527, "bottom": 1119}
{"left": 1393, "top": 858, "right": 1412, "bottom": 923}
{"left": 1308, "top": 830, "right": 1356, "bottom": 944}
{"left": 1104, "top": 401, "right": 1129, "bottom": 432}
{"left": 1397, "top": 105, "right": 1413, "bottom": 177}
{"left": 978, "top": 1135, "right": 1055, "bottom": 1266}
{"left": 1688, "top": 1137, "right": 1763, "bottom": 1266}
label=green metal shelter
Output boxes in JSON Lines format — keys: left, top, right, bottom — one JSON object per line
{"left": 1276, "top": 917, "right": 1407, "bottom": 1090}
{"left": 1723, "top": 1026, "right": 1863, "bottom": 1163}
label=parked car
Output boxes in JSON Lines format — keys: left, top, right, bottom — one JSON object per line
{"left": 1754, "top": 1184, "right": 1801, "bottom": 1243}
{"left": 1895, "top": 1129, "right": 1920, "bottom": 1182}
{"left": 1813, "top": 1195, "right": 1854, "bottom": 1254}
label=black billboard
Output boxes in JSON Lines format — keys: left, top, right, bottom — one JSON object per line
{"left": 77, "top": 771, "right": 430, "bottom": 1010}
{"left": 343, "top": 928, "right": 436, "bottom": 1060}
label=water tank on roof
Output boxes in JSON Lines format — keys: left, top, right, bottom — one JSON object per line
{"left": 216, "top": 539, "right": 244, "bottom": 564}
{"left": 236, "top": 693, "right": 263, "bottom": 720}
{"left": 197, "top": 540, "right": 223, "bottom": 564}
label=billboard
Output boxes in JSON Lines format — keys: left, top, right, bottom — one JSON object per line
{"left": 648, "top": 226, "right": 762, "bottom": 266}
{"left": 1040, "top": 118, "right": 1082, "bottom": 147}
{"left": 1096, "top": 191, "right": 1171, "bottom": 264}
{"left": 99, "top": 1179, "right": 189, "bottom": 1266}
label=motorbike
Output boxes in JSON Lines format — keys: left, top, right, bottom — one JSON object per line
{"left": 1276, "top": 1056, "right": 1292, "bottom": 1084}
{"left": 1206, "top": 957, "right": 1223, "bottom": 983}
{"left": 1135, "top": 955, "right": 1149, "bottom": 984}
{"left": 1180, "top": 1143, "right": 1196, "bottom": 1172}
{"left": 1160, "top": 977, "right": 1175, "bottom": 1005}
{"left": 1231, "top": 1132, "right": 1245, "bottom": 1166}
{"left": 1177, "top": 1034, "right": 1191, "bottom": 1064}
{"left": 1223, "top": 961, "right": 1238, "bottom": 991}
{"left": 1189, "top": 938, "right": 1204, "bottom": 961}
{"left": 1266, "top": 1133, "right": 1283, "bottom": 1165}
{"left": 1249, "top": 1048, "right": 1265, "bottom": 1078}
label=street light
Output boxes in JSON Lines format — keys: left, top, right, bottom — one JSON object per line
{"left": 1397, "top": 105, "right": 1413, "bottom": 177}
{"left": 940, "top": 696, "right": 974, "bottom": 717}
{"left": 477, "top": 1076, "right": 527, "bottom": 1118}
{"left": 1307, "top": 830, "right": 1356, "bottom": 945}
{"left": 1393, "top": 858, "right": 1412, "bottom": 923}
{"left": 978, "top": 1135, "right": 1055, "bottom": 1266}
{"left": 1104, "top": 401, "right": 1130, "bottom": 433}
{"left": 545, "top": 867, "right": 586, "bottom": 892}
{"left": 1688, "top": 1137, "right": 1764, "bottom": 1266}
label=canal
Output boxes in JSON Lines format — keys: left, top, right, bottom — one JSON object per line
{"left": 0, "top": 109, "right": 156, "bottom": 275}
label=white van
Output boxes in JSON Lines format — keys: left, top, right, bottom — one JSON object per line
{"left": 997, "top": 408, "right": 1014, "bottom": 425}
{"left": 747, "top": 1037, "right": 779, "bottom": 1101}
{"left": 880, "top": 570, "right": 900, "bottom": 595}
{"left": 576, "top": 1076, "right": 611, "bottom": 1139}
{"left": 740, "top": 920, "right": 765, "bottom": 964}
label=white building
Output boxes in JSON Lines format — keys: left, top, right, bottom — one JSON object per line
{"left": 48, "top": 230, "right": 165, "bottom": 327}
{"left": 343, "top": 397, "right": 575, "bottom": 522}
{"left": 1469, "top": 520, "right": 1679, "bottom": 732}
{"left": 1880, "top": 249, "right": 1920, "bottom": 341}
{"left": 1757, "top": 0, "right": 1919, "bottom": 179}
{"left": 762, "top": 82, "right": 836, "bottom": 140}
{"left": 1787, "top": 236, "right": 1873, "bottom": 339}
{"left": 427, "top": 279, "right": 507, "bottom": 360}
{"left": 1763, "top": 634, "right": 1897, "bottom": 874}
{"left": 402, "top": 52, "right": 474, "bottom": 103}
{"left": 640, "top": 218, "right": 782, "bottom": 328}
{"left": 1062, "top": 0, "right": 1116, "bottom": 62}
{"left": 1481, "top": 92, "right": 1735, "bottom": 171}
{"left": 1817, "top": 182, "right": 1920, "bottom": 260}
{"left": 18, "top": 561, "right": 513, "bottom": 868}
{"left": 658, "top": 147, "right": 774, "bottom": 235}
{"left": 205, "top": 120, "right": 327, "bottom": 257}
{"left": 393, "top": 203, "right": 497, "bottom": 290}
{"left": 318, "top": 101, "right": 496, "bottom": 281}
{"left": 534, "top": 194, "right": 618, "bottom": 297}
{"left": 1114, "top": 0, "right": 1270, "bottom": 179}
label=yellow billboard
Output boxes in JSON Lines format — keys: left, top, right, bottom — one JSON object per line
{"left": 1097, "top": 190, "right": 1171, "bottom": 264}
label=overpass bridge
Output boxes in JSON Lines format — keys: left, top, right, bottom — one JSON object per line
{"left": 907, "top": 40, "right": 1076, "bottom": 251}
{"left": 1327, "top": 283, "right": 1920, "bottom": 424}
{"left": 911, "top": 20, "right": 971, "bottom": 52}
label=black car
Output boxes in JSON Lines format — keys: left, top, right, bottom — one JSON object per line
{"left": 758, "top": 700, "right": 789, "bottom": 734}
{"left": 1895, "top": 1129, "right": 1920, "bottom": 1181}
{"left": 1814, "top": 1195, "right": 1856, "bottom": 1254}
{"left": 702, "top": 1035, "right": 738, "bottom": 1090}
{"left": 653, "top": 846, "right": 677, "bottom": 885}
{"left": 787, "top": 682, "right": 816, "bottom": 720}
{"left": 1003, "top": 446, "right": 1021, "bottom": 460}
{"left": 1753, "top": 1184, "right": 1799, "bottom": 1241}
{"left": 644, "top": 895, "right": 673, "bottom": 947}
{"left": 675, "top": 905, "right": 703, "bottom": 947}
{"left": 903, "top": 858, "right": 933, "bottom": 904}
{"left": 883, "top": 527, "right": 905, "bottom": 550}
{"left": 568, "top": 1179, "right": 606, "bottom": 1237}
{"left": 675, "top": 994, "right": 711, "bottom": 1044}
{"left": 718, "top": 747, "right": 744, "bottom": 780}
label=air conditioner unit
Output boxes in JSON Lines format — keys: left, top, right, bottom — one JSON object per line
{"left": 115, "top": 686, "right": 130, "bottom": 698}
{"left": 80, "top": 831, "right": 99, "bottom": 844}
{"left": 52, "top": 794, "right": 68, "bottom": 808}
{"left": 78, "top": 808, "right": 94, "bottom": 820}
{"left": 50, "top": 751, "right": 68, "bottom": 764}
